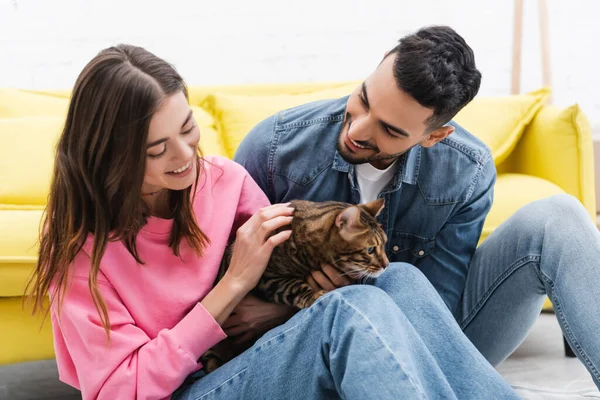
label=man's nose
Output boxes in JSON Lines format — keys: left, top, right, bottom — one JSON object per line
{"left": 348, "top": 114, "right": 374, "bottom": 142}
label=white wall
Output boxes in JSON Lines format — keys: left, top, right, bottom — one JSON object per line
{"left": 1, "top": 0, "right": 599, "bottom": 130}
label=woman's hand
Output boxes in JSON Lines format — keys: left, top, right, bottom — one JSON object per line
{"left": 202, "top": 203, "right": 293, "bottom": 326}
{"left": 222, "top": 203, "right": 294, "bottom": 294}
{"left": 223, "top": 294, "right": 297, "bottom": 345}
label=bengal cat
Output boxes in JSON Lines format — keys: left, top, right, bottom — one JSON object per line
{"left": 201, "top": 198, "right": 389, "bottom": 372}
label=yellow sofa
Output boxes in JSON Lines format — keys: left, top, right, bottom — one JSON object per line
{"left": 0, "top": 83, "right": 595, "bottom": 365}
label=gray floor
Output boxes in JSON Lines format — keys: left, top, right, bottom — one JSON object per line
{"left": 0, "top": 313, "right": 597, "bottom": 400}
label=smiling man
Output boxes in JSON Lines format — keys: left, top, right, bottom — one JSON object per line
{"left": 232, "top": 25, "right": 600, "bottom": 390}
{"left": 236, "top": 26, "right": 487, "bottom": 311}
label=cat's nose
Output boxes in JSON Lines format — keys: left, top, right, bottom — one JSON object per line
{"left": 382, "top": 253, "right": 390, "bottom": 267}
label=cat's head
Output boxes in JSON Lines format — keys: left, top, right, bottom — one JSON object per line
{"left": 289, "top": 199, "right": 389, "bottom": 279}
{"left": 325, "top": 199, "right": 389, "bottom": 279}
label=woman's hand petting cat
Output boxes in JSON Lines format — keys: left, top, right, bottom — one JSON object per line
{"left": 223, "top": 294, "right": 298, "bottom": 345}
{"left": 307, "top": 264, "right": 353, "bottom": 292}
{"left": 223, "top": 203, "right": 294, "bottom": 294}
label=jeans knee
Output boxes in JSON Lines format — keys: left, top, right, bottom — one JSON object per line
{"left": 536, "top": 194, "right": 586, "bottom": 217}
{"left": 376, "top": 263, "right": 436, "bottom": 294}
{"left": 335, "top": 284, "right": 390, "bottom": 302}
{"left": 383, "top": 262, "right": 428, "bottom": 282}
{"left": 509, "top": 194, "right": 591, "bottom": 238}
{"left": 372, "top": 262, "right": 447, "bottom": 310}
{"left": 328, "top": 285, "right": 397, "bottom": 316}
{"left": 514, "top": 194, "right": 591, "bottom": 237}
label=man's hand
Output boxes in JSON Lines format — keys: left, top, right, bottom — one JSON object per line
{"left": 306, "top": 264, "right": 353, "bottom": 292}
{"left": 223, "top": 294, "right": 297, "bottom": 345}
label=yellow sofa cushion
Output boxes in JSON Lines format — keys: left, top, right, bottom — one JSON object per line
{"left": 0, "top": 297, "right": 55, "bottom": 364}
{"left": 0, "top": 89, "right": 68, "bottom": 118}
{"left": 0, "top": 117, "right": 63, "bottom": 206}
{"left": 190, "top": 106, "right": 228, "bottom": 157}
{"left": 502, "top": 104, "right": 595, "bottom": 218}
{"left": 480, "top": 173, "right": 566, "bottom": 244}
{"left": 0, "top": 209, "right": 42, "bottom": 296}
{"left": 453, "top": 88, "right": 550, "bottom": 165}
{"left": 202, "top": 83, "right": 360, "bottom": 157}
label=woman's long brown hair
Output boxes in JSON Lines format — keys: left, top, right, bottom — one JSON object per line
{"left": 25, "top": 44, "right": 209, "bottom": 340}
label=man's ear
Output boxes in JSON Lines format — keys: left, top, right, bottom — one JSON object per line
{"left": 420, "top": 126, "right": 455, "bottom": 148}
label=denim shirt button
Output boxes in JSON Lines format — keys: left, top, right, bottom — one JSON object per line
{"left": 392, "top": 245, "right": 399, "bottom": 252}
{"left": 418, "top": 250, "right": 425, "bottom": 256}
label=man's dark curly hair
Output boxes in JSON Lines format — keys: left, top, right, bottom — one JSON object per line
{"left": 389, "top": 26, "right": 482, "bottom": 131}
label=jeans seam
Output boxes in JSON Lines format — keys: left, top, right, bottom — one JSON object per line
{"left": 335, "top": 293, "right": 427, "bottom": 400}
{"left": 194, "top": 368, "right": 248, "bottom": 400}
{"left": 460, "top": 255, "right": 541, "bottom": 330}
{"left": 191, "top": 315, "right": 310, "bottom": 399}
{"left": 541, "top": 269, "right": 600, "bottom": 382}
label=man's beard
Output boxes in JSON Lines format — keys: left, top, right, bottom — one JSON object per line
{"left": 336, "top": 121, "right": 409, "bottom": 165}
{"left": 336, "top": 139, "right": 405, "bottom": 165}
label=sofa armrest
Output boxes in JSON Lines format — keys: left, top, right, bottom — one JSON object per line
{"left": 497, "top": 104, "right": 596, "bottom": 218}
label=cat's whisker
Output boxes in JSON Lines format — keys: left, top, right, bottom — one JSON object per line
{"left": 359, "top": 271, "right": 371, "bottom": 283}
{"left": 339, "top": 263, "right": 374, "bottom": 283}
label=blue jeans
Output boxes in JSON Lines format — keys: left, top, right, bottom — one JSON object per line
{"left": 458, "top": 194, "right": 600, "bottom": 389}
{"left": 173, "top": 263, "right": 519, "bottom": 399}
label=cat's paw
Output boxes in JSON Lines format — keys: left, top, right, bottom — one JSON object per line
{"left": 295, "top": 289, "right": 329, "bottom": 308}
{"left": 204, "top": 358, "right": 222, "bottom": 374}
{"left": 200, "top": 350, "right": 223, "bottom": 374}
{"left": 308, "top": 289, "right": 329, "bottom": 305}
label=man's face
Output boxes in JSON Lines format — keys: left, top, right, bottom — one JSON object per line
{"left": 337, "top": 53, "right": 453, "bottom": 169}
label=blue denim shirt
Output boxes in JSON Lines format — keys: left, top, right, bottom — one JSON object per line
{"left": 233, "top": 96, "right": 496, "bottom": 314}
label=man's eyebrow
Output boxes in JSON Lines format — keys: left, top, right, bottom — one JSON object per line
{"left": 146, "top": 110, "right": 193, "bottom": 149}
{"left": 361, "top": 82, "right": 370, "bottom": 108}
{"left": 362, "top": 82, "right": 410, "bottom": 138}
{"left": 381, "top": 121, "right": 410, "bottom": 137}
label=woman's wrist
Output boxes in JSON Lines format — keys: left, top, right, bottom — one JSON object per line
{"left": 218, "top": 274, "right": 250, "bottom": 301}
{"left": 201, "top": 274, "right": 250, "bottom": 326}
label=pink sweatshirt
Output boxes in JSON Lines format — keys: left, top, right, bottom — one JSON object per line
{"left": 50, "top": 156, "right": 270, "bottom": 400}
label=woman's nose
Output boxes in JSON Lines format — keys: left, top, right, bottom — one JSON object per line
{"left": 172, "top": 137, "right": 195, "bottom": 161}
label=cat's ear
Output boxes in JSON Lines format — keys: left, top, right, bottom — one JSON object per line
{"left": 360, "top": 198, "right": 385, "bottom": 218}
{"left": 335, "top": 206, "right": 361, "bottom": 233}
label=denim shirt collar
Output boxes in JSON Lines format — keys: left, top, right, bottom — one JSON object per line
{"left": 332, "top": 145, "right": 421, "bottom": 191}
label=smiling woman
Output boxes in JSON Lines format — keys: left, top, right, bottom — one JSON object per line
{"left": 142, "top": 97, "right": 201, "bottom": 213}
{"left": 23, "top": 43, "right": 297, "bottom": 399}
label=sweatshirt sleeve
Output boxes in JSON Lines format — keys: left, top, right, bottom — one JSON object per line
{"left": 51, "top": 265, "right": 226, "bottom": 400}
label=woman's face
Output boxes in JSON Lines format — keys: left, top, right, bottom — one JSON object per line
{"left": 142, "top": 91, "right": 200, "bottom": 195}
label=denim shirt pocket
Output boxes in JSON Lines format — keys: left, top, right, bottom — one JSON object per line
{"left": 388, "top": 232, "right": 436, "bottom": 265}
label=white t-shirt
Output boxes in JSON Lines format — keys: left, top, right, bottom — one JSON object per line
{"left": 355, "top": 160, "right": 398, "bottom": 204}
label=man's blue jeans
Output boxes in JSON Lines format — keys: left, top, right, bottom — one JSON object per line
{"left": 174, "top": 263, "right": 519, "bottom": 399}
{"left": 457, "top": 194, "right": 600, "bottom": 388}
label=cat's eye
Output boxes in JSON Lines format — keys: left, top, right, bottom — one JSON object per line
{"left": 366, "top": 247, "right": 375, "bottom": 254}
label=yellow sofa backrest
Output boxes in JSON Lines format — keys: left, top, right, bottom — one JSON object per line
{"left": 0, "top": 84, "right": 593, "bottom": 217}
